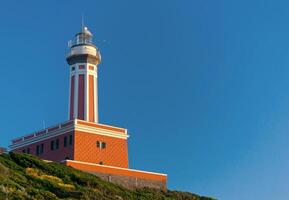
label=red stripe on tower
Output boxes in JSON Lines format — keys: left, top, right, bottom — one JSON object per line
{"left": 89, "top": 75, "right": 95, "bottom": 122}
{"left": 69, "top": 75, "right": 75, "bottom": 120}
{"left": 78, "top": 74, "right": 85, "bottom": 119}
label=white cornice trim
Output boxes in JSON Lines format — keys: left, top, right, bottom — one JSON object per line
{"left": 10, "top": 121, "right": 129, "bottom": 150}
{"left": 75, "top": 124, "right": 129, "bottom": 139}
{"left": 9, "top": 125, "right": 74, "bottom": 150}
{"left": 62, "top": 159, "right": 167, "bottom": 176}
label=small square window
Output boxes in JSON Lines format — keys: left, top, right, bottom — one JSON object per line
{"left": 96, "top": 141, "right": 106, "bottom": 149}
{"left": 101, "top": 142, "right": 106, "bottom": 149}
{"left": 79, "top": 65, "right": 85, "bottom": 69}
{"left": 99, "top": 161, "right": 103, "bottom": 165}
{"left": 22, "top": 149, "right": 26, "bottom": 153}
{"left": 71, "top": 66, "right": 75, "bottom": 71}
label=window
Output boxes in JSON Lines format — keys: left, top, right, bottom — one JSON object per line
{"left": 56, "top": 139, "right": 59, "bottom": 149}
{"left": 64, "top": 136, "right": 67, "bottom": 147}
{"left": 51, "top": 139, "right": 60, "bottom": 150}
{"left": 36, "top": 145, "right": 40, "bottom": 156}
{"left": 40, "top": 144, "right": 44, "bottom": 154}
{"left": 50, "top": 141, "right": 54, "bottom": 150}
{"left": 78, "top": 65, "right": 85, "bottom": 69}
{"left": 102, "top": 142, "right": 106, "bottom": 149}
{"left": 71, "top": 66, "right": 75, "bottom": 71}
{"left": 96, "top": 141, "right": 106, "bottom": 149}
{"left": 22, "top": 148, "right": 30, "bottom": 154}
{"left": 37, "top": 144, "right": 44, "bottom": 155}
{"left": 69, "top": 135, "right": 73, "bottom": 145}
{"left": 99, "top": 161, "right": 103, "bottom": 165}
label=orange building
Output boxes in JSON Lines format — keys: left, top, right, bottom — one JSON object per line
{"left": 10, "top": 26, "right": 167, "bottom": 190}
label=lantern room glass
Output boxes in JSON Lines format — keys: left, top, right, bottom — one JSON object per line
{"left": 76, "top": 33, "right": 93, "bottom": 45}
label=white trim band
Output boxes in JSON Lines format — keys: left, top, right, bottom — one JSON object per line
{"left": 62, "top": 159, "right": 167, "bottom": 176}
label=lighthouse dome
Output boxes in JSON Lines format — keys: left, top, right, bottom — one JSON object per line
{"left": 82, "top": 26, "right": 92, "bottom": 36}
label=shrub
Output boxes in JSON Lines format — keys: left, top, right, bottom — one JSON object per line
{"left": 41, "top": 175, "right": 62, "bottom": 184}
{"left": 0, "top": 153, "right": 215, "bottom": 200}
{"left": 57, "top": 183, "right": 75, "bottom": 190}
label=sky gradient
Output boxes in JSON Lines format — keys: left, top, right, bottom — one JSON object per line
{"left": 0, "top": 1, "right": 289, "bottom": 199}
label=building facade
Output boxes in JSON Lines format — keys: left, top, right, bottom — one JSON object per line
{"left": 10, "top": 26, "right": 167, "bottom": 190}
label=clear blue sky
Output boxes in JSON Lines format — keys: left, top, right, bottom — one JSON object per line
{"left": 0, "top": 0, "right": 289, "bottom": 199}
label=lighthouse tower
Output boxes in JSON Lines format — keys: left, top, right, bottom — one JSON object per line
{"left": 10, "top": 25, "right": 167, "bottom": 190}
{"left": 66, "top": 26, "right": 101, "bottom": 123}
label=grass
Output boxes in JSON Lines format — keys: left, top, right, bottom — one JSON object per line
{"left": 0, "top": 152, "right": 216, "bottom": 200}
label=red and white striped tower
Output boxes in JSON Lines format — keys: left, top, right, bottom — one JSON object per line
{"left": 66, "top": 26, "right": 101, "bottom": 123}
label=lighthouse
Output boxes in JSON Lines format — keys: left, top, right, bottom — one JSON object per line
{"left": 66, "top": 26, "right": 101, "bottom": 123}
{"left": 10, "top": 25, "right": 167, "bottom": 190}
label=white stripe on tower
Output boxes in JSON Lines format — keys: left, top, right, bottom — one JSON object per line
{"left": 84, "top": 64, "right": 89, "bottom": 121}
{"left": 74, "top": 68, "right": 79, "bottom": 119}
{"left": 94, "top": 66, "right": 98, "bottom": 123}
{"left": 68, "top": 69, "right": 72, "bottom": 119}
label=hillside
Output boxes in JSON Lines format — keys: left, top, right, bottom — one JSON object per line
{"left": 0, "top": 153, "right": 215, "bottom": 200}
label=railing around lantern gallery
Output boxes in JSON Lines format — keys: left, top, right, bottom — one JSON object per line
{"left": 66, "top": 42, "right": 100, "bottom": 58}
{"left": 68, "top": 39, "right": 96, "bottom": 48}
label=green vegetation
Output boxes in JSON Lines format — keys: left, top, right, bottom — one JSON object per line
{"left": 0, "top": 152, "right": 215, "bottom": 200}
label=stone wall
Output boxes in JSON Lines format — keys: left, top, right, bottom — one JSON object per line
{"left": 86, "top": 170, "right": 167, "bottom": 191}
{"left": 63, "top": 160, "right": 167, "bottom": 191}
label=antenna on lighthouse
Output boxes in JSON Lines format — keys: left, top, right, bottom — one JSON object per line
{"left": 81, "top": 14, "right": 84, "bottom": 29}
